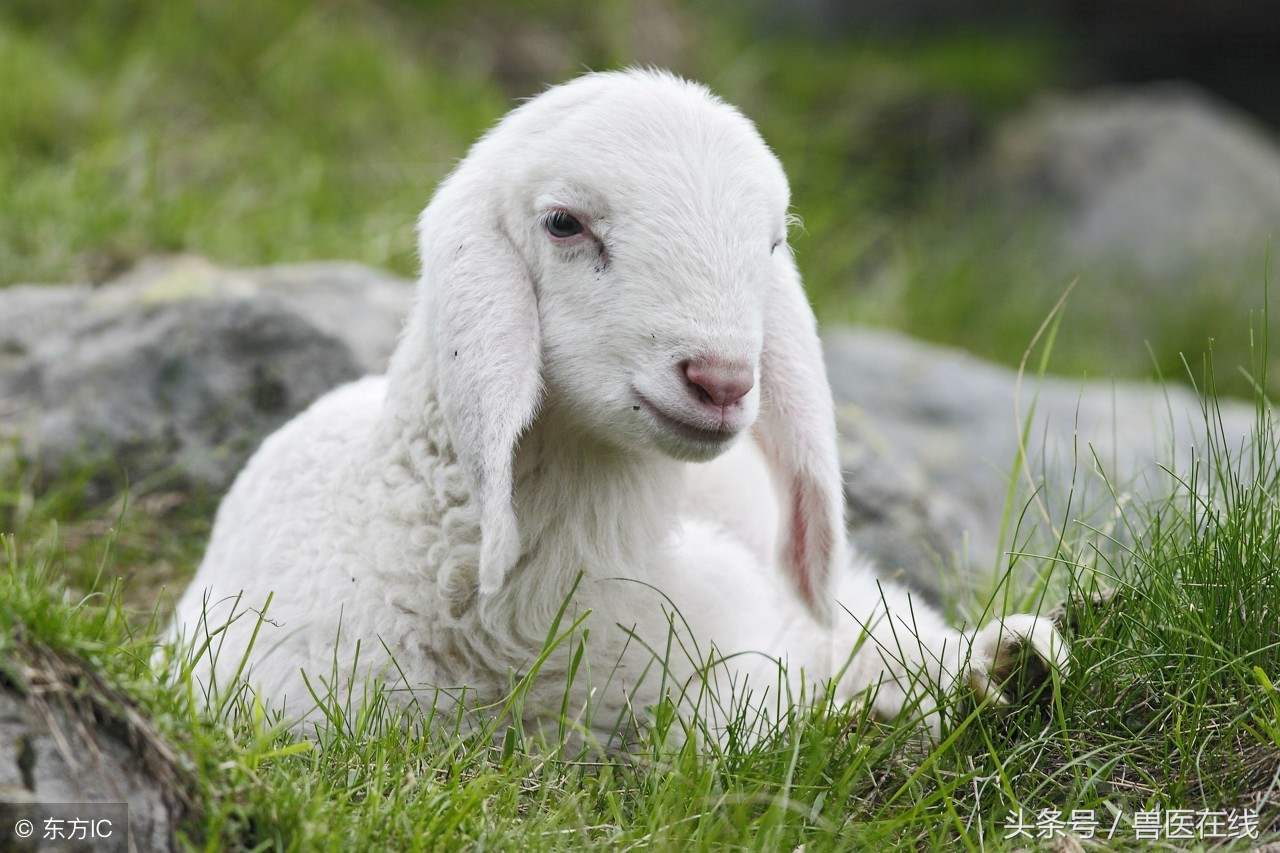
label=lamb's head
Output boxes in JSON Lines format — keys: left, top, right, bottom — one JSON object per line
{"left": 542, "top": 82, "right": 798, "bottom": 465}
{"left": 413, "top": 69, "right": 844, "bottom": 620}
{"left": 433, "top": 70, "right": 790, "bottom": 460}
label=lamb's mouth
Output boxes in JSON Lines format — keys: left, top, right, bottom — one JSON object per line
{"left": 636, "top": 395, "right": 738, "bottom": 446}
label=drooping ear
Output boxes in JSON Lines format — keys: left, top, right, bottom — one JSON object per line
{"left": 420, "top": 187, "right": 543, "bottom": 596}
{"left": 753, "top": 247, "right": 844, "bottom": 625}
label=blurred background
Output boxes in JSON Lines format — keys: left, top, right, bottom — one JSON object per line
{"left": 2, "top": 0, "right": 1278, "bottom": 395}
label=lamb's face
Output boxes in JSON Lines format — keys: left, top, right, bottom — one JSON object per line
{"left": 503, "top": 78, "right": 792, "bottom": 462}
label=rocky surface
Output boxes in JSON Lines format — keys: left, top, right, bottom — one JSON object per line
{"left": 0, "top": 255, "right": 412, "bottom": 493}
{"left": 830, "top": 327, "right": 1258, "bottom": 600}
{"left": 0, "top": 644, "right": 191, "bottom": 852}
{"left": 1, "top": 256, "right": 1262, "bottom": 605}
{"left": 983, "top": 83, "right": 1280, "bottom": 280}
{"left": 892, "top": 82, "right": 1280, "bottom": 409}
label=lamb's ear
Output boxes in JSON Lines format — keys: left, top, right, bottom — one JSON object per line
{"left": 753, "top": 248, "right": 843, "bottom": 625}
{"left": 422, "top": 196, "right": 542, "bottom": 596}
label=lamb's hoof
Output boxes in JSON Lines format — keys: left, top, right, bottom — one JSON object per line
{"left": 969, "top": 614, "right": 1067, "bottom": 706}
{"left": 1047, "top": 587, "right": 1117, "bottom": 635}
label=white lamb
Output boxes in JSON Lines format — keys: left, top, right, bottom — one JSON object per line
{"left": 170, "top": 69, "right": 1065, "bottom": 744}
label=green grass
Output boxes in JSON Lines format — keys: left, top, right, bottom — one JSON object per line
{"left": 0, "top": 0, "right": 507, "bottom": 284}
{"left": 847, "top": 203, "right": 1280, "bottom": 399}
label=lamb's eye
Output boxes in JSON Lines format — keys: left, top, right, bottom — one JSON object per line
{"left": 545, "top": 210, "right": 584, "bottom": 239}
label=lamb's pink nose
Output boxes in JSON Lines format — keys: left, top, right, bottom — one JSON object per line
{"left": 683, "top": 359, "right": 754, "bottom": 408}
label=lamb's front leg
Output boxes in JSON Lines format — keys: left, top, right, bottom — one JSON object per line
{"left": 831, "top": 557, "right": 1067, "bottom": 731}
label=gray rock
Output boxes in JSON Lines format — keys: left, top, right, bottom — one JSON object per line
{"left": 0, "top": 256, "right": 413, "bottom": 492}
{"left": 984, "top": 84, "right": 1280, "bottom": 279}
{"left": 828, "top": 326, "right": 1259, "bottom": 603}
{"left": 0, "top": 646, "right": 191, "bottom": 851}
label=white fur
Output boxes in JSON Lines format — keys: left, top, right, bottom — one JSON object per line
{"left": 170, "top": 70, "right": 1065, "bottom": 742}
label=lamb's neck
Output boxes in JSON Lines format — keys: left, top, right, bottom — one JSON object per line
{"left": 513, "top": 414, "right": 685, "bottom": 588}
{"left": 461, "top": 413, "right": 687, "bottom": 662}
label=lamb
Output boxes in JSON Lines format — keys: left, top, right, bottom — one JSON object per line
{"left": 170, "top": 69, "right": 1065, "bottom": 744}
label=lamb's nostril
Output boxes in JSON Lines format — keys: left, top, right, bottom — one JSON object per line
{"left": 683, "top": 359, "right": 754, "bottom": 408}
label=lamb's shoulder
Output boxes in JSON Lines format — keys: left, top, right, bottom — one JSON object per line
{"left": 174, "top": 375, "right": 493, "bottom": 707}
{"left": 199, "top": 375, "right": 390, "bottom": 583}
{"left": 171, "top": 377, "right": 384, "bottom": 697}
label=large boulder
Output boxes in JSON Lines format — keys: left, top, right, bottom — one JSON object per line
{"left": 0, "top": 256, "right": 413, "bottom": 492}
{"left": 915, "top": 83, "right": 1280, "bottom": 402}
{"left": 984, "top": 84, "right": 1280, "bottom": 279}
{"left": 830, "top": 326, "right": 1259, "bottom": 602}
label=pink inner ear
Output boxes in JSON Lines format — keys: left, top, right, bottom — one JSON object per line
{"left": 790, "top": 482, "right": 812, "bottom": 603}
{"left": 789, "top": 477, "right": 833, "bottom": 616}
